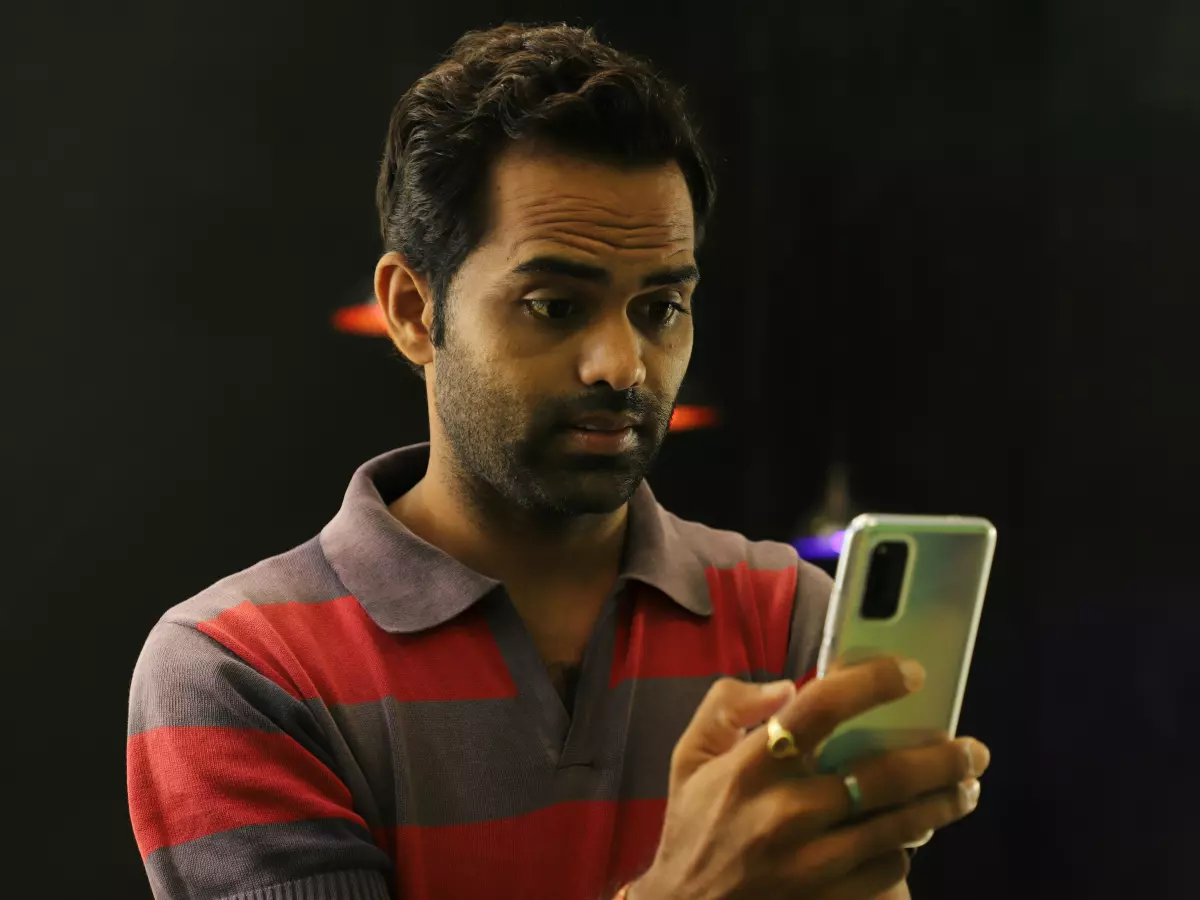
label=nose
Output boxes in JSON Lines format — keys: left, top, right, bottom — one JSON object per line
{"left": 577, "top": 313, "right": 646, "bottom": 392}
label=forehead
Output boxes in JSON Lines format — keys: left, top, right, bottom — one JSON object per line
{"left": 481, "top": 145, "right": 696, "bottom": 268}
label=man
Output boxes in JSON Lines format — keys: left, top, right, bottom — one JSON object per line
{"left": 127, "top": 23, "right": 988, "bottom": 900}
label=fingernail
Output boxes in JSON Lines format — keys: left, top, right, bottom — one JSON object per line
{"left": 960, "top": 778, "right": 981, "bottom": 810}
{"left": 955, "top": 744, "right": 974, "bottom": 777}
{"left": 958, "top": 738, "right": 980, "bottom": 777}
{"left": 899, "top": 659, "right": 926, "bottom": 692}
{"left": 760, "top": 680, "right": 796, "bottom": 701}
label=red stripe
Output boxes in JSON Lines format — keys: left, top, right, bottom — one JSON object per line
{"left": 127, "top": 725, "right": 364, "bottom": 856}
{"left": 708, "top": 563, "right": 796, "bottom": 676}
{"left": 373, "top": 798, "right": 666, "bottom": 900}
{"left": 196, "top": 596, "right": 517, "bottom": 705}
{"left": 612, "top": 565, "right": 797, "bottom": 684}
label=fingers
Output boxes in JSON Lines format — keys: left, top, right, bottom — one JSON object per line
{"left": 810, "top": 851, "right": 910, "bottom": 900}
{"left": 800, "top": 736, "right": 991, "bottom": 831}
{"left": 735, "top": 735, "right": 988, "bottom": 855}
{"left": 734, "top": 656, "right": 924, "bottom": 777}
{"left": 670, "top": 677, "right": 797, "bottom": 787}
{"left": 799, "top": 780, "right": 982, "bottom": 885}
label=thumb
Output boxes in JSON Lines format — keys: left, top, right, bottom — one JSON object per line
{"left": 672, "top": 678, "right": 797, "bottom": 785}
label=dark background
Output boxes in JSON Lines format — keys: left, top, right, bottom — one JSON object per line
{"left": 5, "top": 1, "right": 1198, "bottom": 897}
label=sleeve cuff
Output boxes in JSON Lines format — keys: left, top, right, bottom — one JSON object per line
{"left": 218, "top": 869, "right": 391, "bottom": 900}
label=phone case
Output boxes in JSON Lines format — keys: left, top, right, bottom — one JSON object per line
{"left": 815, "top": 514, "right": 996, "bottom": 775}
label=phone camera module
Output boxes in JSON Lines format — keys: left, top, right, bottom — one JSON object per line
{"left": 861, "top": 540, "right": 909, "bottom": 620}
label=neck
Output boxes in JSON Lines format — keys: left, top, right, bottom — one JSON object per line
{"left": 389, "top": 443, "right": 630, "bottom": 592}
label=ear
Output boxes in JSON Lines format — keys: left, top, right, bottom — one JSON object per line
{"left": 375, "top": 251, "right": 435, "bottom": 368}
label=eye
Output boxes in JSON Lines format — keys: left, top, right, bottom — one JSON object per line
{"left": 642, "top": 298, "right": 691, "bottom": 329}
{"left": 523, "top": 298, "right": 578, "bottom": 321}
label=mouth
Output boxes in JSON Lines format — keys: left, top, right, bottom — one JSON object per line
{"left": 567, "top": 413, "right": 642, "bottom": 431}
{"left": 561, "top": 413, "right": 640, "bottom": 454}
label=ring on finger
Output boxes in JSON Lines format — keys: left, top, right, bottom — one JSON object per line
{"left": 766, "top": 716, "right": 799, "bottom": 758}
{"left": 842, "top": 772, "right": 864, "bottom": 818}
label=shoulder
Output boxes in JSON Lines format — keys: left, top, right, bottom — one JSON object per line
{"left": 657, "top": 508, "right": 833, "bottom": 679}
{"left": 130, "top": 539, "right": 346, "bottom": 735}
{"left": 662, "top": 508, "right": 832, "bottom": 602}
{"left": 156, "top": 536, "right": 346, "bottom": 631}
{"left": 137, "top": 537, "right": 354, "bottom": 701}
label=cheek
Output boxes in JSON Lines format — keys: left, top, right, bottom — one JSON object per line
{"left": 473, "top": 340, "right": 553, "bottom": 415}
{"left": 654, "top": 330, "right": 693, "bottom": 393}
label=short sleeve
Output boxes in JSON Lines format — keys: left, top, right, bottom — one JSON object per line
{"left": 127, "top": 621, "right": 393, "bottom": 900}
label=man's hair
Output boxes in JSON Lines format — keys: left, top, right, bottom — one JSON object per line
{"left": 375, "top": 23, "right": 716, "bottom": 350}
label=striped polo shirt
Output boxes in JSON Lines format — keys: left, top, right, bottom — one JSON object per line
{"left": 127, "top": 444, "right": 833, "bottom": 900}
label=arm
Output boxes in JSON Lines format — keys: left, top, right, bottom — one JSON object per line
{"left": 127, "top": 621, "right": 391, "bottom": 899}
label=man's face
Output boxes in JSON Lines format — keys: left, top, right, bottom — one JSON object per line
{"left": 429, "top": 145, "right": 697, "bottom": 516}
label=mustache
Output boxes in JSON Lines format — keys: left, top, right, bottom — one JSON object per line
{"left": 546, "top": 387, "right": 669, "bottom": 426}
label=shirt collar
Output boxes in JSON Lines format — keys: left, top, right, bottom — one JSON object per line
{"left": 319, "top": 443, "right": 711, "bottom": 634}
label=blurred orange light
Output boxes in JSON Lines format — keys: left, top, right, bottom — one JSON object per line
{"left": 669, "top": 405, "right": 719, "bottom": 432}
{"left": 332, "top": 302, "right": 718, "bottom": 432}
{"left": 332, "top": 302, "right": 387, "bottom": 336}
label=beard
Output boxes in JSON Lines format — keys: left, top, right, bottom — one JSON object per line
{"left": 433, "top": 345, "right": 677, "bottom": 518}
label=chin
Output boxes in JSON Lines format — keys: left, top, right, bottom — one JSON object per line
{"left": 527, "top": 470, "right": 644, "bottom": 516}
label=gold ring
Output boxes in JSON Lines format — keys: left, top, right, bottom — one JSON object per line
{"left": 766, "top": 716, "right": 799, "bottom": 758}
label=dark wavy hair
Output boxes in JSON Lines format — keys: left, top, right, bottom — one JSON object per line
{"left": 375, "top": 23, "right": 716, "bottom": 349}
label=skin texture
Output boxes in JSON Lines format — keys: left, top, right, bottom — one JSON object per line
{"left": 427, "top": 146, "right": 696, "bottom": 519}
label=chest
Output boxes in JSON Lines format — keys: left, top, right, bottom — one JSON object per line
{"left": 312, "top": 583, "right": 789, "bottom": 898}
{"left": 507, "top": 587, "right": 608, "bottom": 709}
{"left": 336, "top": 585, "right": 779, "bottom": 815}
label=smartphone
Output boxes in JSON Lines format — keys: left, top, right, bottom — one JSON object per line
{"left": 815, "top": 514, "right": 996, "bottom": 777}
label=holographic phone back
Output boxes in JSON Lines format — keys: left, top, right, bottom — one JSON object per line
{"left": 815, "top": 514, "right": 996, "bottom": 774}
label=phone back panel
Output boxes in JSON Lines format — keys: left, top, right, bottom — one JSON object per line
{"left": 815, "top": 514, "right": 996, "bottom": 773}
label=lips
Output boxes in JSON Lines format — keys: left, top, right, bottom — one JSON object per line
{"left": 567, "top": 413, "right": 641, "bottom": 431}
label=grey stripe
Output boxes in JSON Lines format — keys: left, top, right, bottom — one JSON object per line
{"left": 144, "top": 819, "right": 391, "bottom": 900}
{"left": 128, "top": 622, "right": 359, "bottom": 817}
{"left": 669, "top": 515, "right": 800, "bottom": 572}
{"left": 324, "top": 671, "right": 780, "bottom": 828}
{"left": 130, "top": 618, "right": 796, "bottom": 832}
{"left": 619, "top": 669, "right": 782, "bottom": 800}
{"left": 162, "top": 539, "right": 352, "bottom": 632}
{"left": 129, "top": 623, "right": 294, "bottom": 736}
{"left": 132, "top": 604, "right": 806, "bottom": 839}
{"left": 130, "top": 643, "right": 747, "bottom": 831}
{"left": 220, "top": 870, "right": 393, "bottom": 900}
{"left": 619, "top": 675, "right": 718, "bottom": 800}
{"left": 785, "top": 560, "right": 833, "bottom": 681}
{"left": 327, "top": 695, "right": 594, "bottom": 829}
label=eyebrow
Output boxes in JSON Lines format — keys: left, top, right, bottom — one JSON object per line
{"left": 512, "top": 255, "right": 700, "bottom": 288}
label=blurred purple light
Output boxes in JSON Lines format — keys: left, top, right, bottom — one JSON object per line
{"left": 794, "top": 530, "right": 846, "bottom": 561}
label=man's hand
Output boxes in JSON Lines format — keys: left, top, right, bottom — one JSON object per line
{"left": 630, "top": 658, "right": 989, "bottom": 899}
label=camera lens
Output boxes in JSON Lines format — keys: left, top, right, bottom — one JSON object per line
{"left": 861, "top": 540, "right": 909, "bottom": 620}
